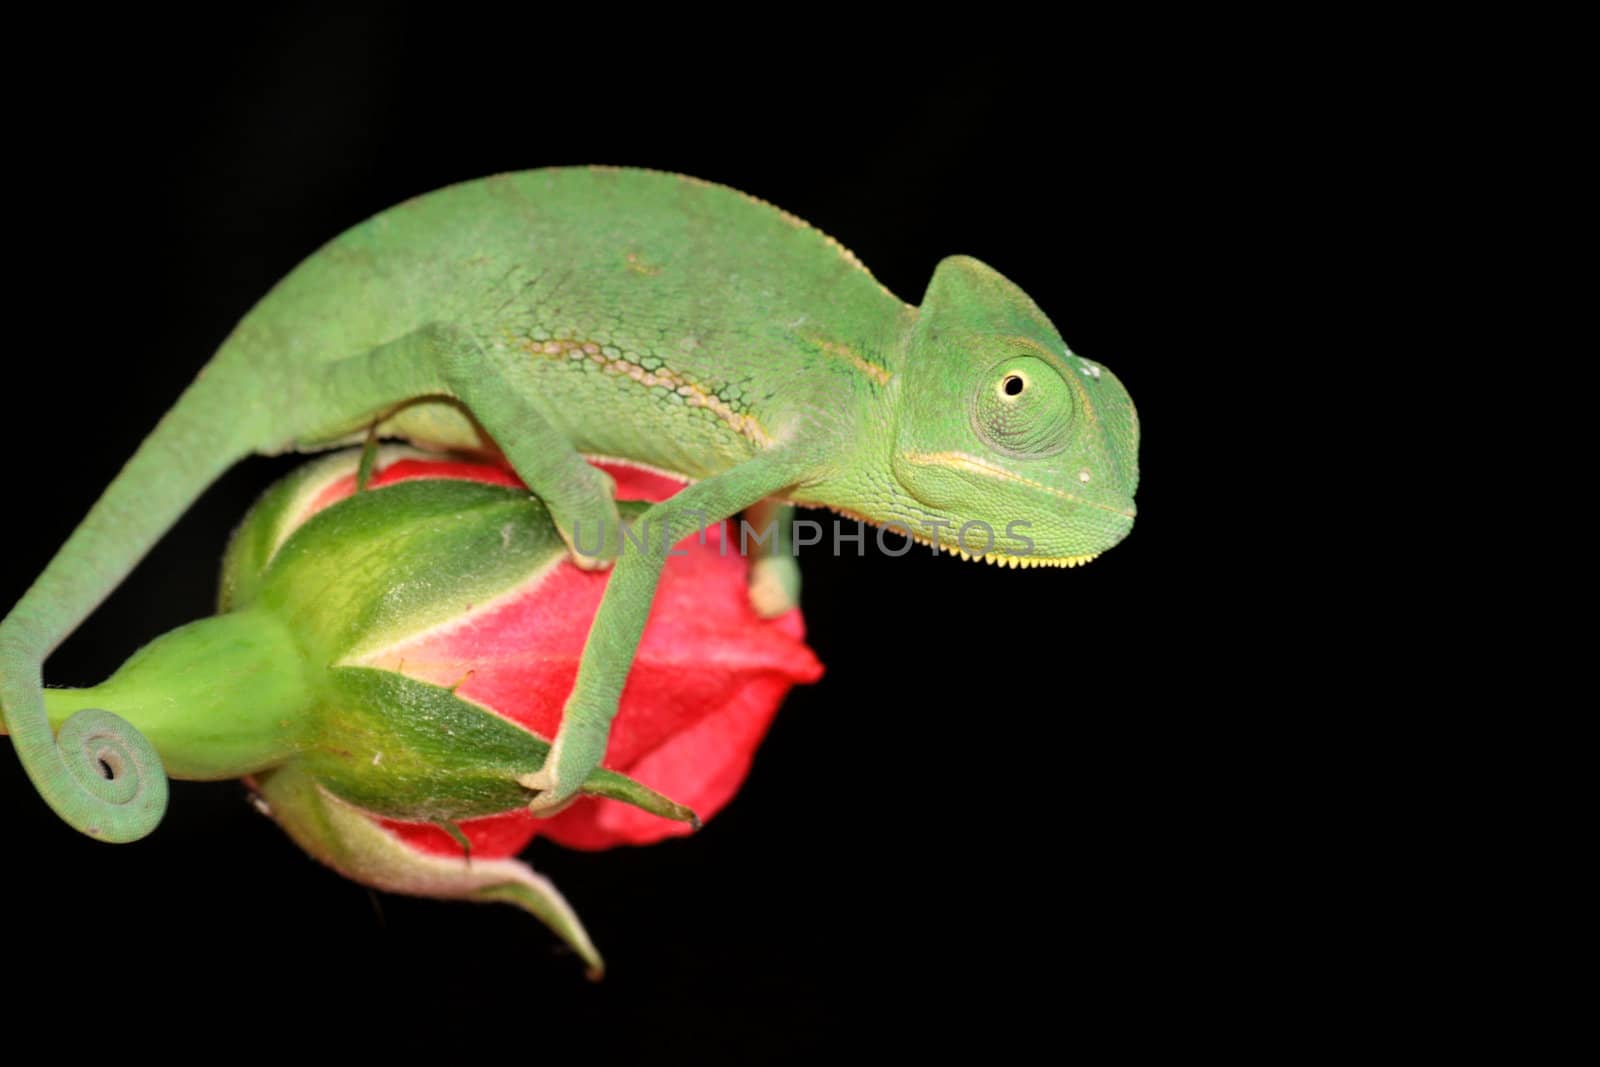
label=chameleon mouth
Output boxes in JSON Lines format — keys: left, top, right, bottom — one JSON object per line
{"left": 809, "top": 502, "right": 1105, "bottom": 568}
{"left": 902, "top": 525, "right": 1101, "bottom": 568}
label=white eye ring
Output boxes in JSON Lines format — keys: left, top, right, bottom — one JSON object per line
{"left": 1000, "top": 373, "right": 1028, "bottom": 398}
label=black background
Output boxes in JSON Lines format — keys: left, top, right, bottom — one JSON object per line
{"left": 2, "top": 13, "right": 1308, "bottom": 1060}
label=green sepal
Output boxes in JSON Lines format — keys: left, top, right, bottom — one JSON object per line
{"left": 250, "top": 479, "right": 571, "bottom": 664}
{"left": 257, "top": 763, "right": 603, "bottom": 976}
{"left": 219, "top": 450, "right": 366, "bottom": 612}
{"left": 584, "top": 767, "right": 699, "bottom": 827}
{"left": 305, "top": 667, "right": 695, "bottom": 826}
{"left": 435, "top": 820, "right": 473, "bottom": 857}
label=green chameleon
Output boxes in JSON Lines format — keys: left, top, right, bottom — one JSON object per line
{"left": 1, "top": 166, "right": 1139, "bottom": 842}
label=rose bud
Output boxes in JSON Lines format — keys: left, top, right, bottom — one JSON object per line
{"left": 14, "top": 447, "right": 823, "bottom": 976}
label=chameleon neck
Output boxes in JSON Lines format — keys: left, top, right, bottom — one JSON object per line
{"left": 784, "top": 307, "right": 915, "bottom": 515}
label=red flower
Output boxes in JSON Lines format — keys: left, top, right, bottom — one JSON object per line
{"left": 26, "top": 446, "right": 822, "bottom": 974}
{"left": 281, "top": 453, "right": 823, "bottom": 857}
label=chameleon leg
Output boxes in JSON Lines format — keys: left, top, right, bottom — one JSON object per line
{"left": 0, "top": 368, "right": 270, "bottom": 840}
{"left": 743, "top": 498, "right": 802, "bottom": 617}
{"left": 523, "top": 452, "right": 811, "bottom": 812}
{"left": 313, "top": 324, "right": 621, "bottom": 568}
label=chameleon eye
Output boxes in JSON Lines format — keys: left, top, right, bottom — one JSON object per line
{"left": 972, "top": 357, "right": 1073, "bottom": 457}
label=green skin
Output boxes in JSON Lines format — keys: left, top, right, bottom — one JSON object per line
{"left": 0, "top": 166, "right": 1139, "bottom": 842}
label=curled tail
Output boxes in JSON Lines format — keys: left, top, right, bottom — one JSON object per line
{"left": 1, "top": 362, "right": 268, "bottom": 841}
{"left": 0, "top": 686, "right": 167, "bottom": 842}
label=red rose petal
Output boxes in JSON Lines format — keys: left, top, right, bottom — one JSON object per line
{"left": 387, "top": 811, "right": 539, "bottom": 859}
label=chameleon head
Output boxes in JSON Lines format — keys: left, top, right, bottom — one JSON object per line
{"left": 889, "top": 255, "right": 1139, "bottom": 567}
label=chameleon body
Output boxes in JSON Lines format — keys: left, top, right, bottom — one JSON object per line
{"left": 1, "top": 166, "right": 1139, "bottom": 841}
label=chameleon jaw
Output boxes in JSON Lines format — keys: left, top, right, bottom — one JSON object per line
{"left": 809, "top": 501, "right": 1103, "bottom": 569}
{"left": 903, "top": 526, "right": 1101, "bottom": 569}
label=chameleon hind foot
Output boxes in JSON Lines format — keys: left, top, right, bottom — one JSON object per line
{"left": 748, "top": 554, "right": 801, "bottom": 617}
{"left": 742, "top": 500, "right": 801, "bottom": 616}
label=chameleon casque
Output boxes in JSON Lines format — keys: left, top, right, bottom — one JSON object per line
{"left": 1, "top": 166, "right": 1139, "bottom": 842}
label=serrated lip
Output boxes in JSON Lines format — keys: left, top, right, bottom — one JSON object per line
{"left": 809, "top": 502, "right": 1107, "bottom": 568}
{"left": 902, "top": 525, "right": 1100, "bottom": 568}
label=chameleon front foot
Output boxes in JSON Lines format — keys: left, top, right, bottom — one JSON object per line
{"left": 516, "top": 765, "right": 579, "bottom": 816}
{"left": 521, "top": 721, "right": 608, "bottom": 815}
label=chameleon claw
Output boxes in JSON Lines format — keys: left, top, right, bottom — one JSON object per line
{"left": 517, "top": 766, "right": 580, "bottom": 816}
{"left": 559, "top": 524, "right": 615, "bottom": 571}
{"left": 552, "top": 464, "right": 620, "bottom": 570}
